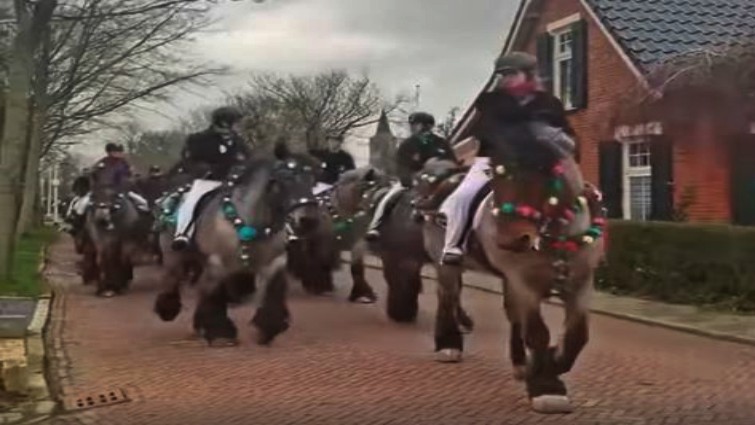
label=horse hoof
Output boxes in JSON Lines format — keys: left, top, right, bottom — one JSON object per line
{"left": 99, "top": 290, "right": 116, "bottom": 298}
{"left": 353, "top": 295, "right": 376, "bottom": 304}
{"left": 208, "top": 338, "right": 238, "bottom": 348}
{"left": 512, "top": 365, "right": 527, "bottom": 381}
{"left": 531, "top": 395, "right": 574, "bottom": 414}
{"left": 434, "top": 348, "right": 463, "bottom": 363}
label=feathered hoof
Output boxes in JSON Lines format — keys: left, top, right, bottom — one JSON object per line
{"left": 208, "top": 338, "right": 239, "bottom": 348}
{"left": 434, "top": 348, "right": 463, "bottom": 363}
{"left": 531, "top": 395, "right": 574, "bottom": 414}
{"left": 352, "top": 295, "right": 377, "bottom": 304}
{"left": 512, "top": 365, "right": 527, "bottom": 381}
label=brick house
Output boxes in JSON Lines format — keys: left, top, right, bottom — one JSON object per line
{"left": 450, "top": 0, "right": 755, "bottom": 224}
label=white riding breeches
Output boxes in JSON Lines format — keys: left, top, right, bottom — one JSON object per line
{"left": 71, "top": 192, "right": 149, "bottom": 215}
{"left": 367, "top": 181, "right": 404, "bottom": 231}
{"left": 312, "top": 182, "right": 333, "bottom": 196}
{"left": 439, "top": 157, "right": 491, "bottom": 254}
{"left": 175, "top": 179, "right": 223, "bottom": 237}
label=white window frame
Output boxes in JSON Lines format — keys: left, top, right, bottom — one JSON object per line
{"left": 550, "top": 26, "right": 575, "bottom": 110}
{"left": 622, "top": 138, "right": 652, "bottom": 220}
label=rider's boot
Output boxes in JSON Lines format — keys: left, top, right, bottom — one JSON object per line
{"left": 171, "top": 235, "right": 191, "bottom": 251}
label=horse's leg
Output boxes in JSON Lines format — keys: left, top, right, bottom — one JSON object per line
{"left": 252, "top": 255, "right": 290, "bottom": 345}
{"left": 457, "top": 282, "right": 475, "bottom": 334}
{"left": 434, "top": 264, "right": 464, "bottom": 363}
{"left": 81, "top": 240, "right": 98, "bottom": 286}
{"left": 509, "top": 276, "right": 572, "bottom": 413}
{"left": 551, "top": 279, "right": 592, "bottom": 376}
{"left": 348, "top": 240, "right": 377, "bottom": 304}
{"left": 193, "top": 258, "right": 237, "bottom": 346}
{"left": 384, "top": 255, "right": 422, "bottom": 323}
{"left": 502, "top": 278, "right": 526, "bottom": 381}
{"left": 153, "top": 241, "right": 187, "bottom": 321}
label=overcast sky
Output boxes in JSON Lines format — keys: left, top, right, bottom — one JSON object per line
{"left": 79, "top": 0, "right": 518, "bottom": 162}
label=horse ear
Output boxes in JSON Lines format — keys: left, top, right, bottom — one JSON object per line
{"left": 273, "top": 141, "right": 290, "bottom": 160}
{"left": 364, "top": 168, "right": 376, "bottom": 181}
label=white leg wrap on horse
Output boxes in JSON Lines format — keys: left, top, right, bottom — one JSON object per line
{"left": 74, "top": 193, "right": 91, "bottom": 216}
{"left": 312, "top": 182, "right": 333, "bottom": 196}
{"left": 439, "top": 157, "right": 491, "bottom": 254}
{"left": 367, "top": 182, "right": 403, "bottom": 230}
{"left": 175, "top": 180, "right": 222, "bottom": 237}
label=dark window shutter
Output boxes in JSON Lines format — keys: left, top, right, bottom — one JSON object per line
{"left": 649, "top": 136, "right": 674, "bottom": 221}
{"left": 536, "top": 33, "right": 554, "bottom": 94}
{"left": 598, "top": 141, "right": 623, "bottom": 218}
{"left": 570, "top": 20, "right": 588, "bottom": 109}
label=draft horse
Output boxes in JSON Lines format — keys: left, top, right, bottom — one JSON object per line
{"left": 154, "top": 145, "right": 322, "bottom": 346}
{"left": 412, "top": 136, "right": 604, "bottom": 413}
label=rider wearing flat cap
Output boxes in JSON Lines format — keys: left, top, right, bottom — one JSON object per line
{"left": 365, "top": 111, "right": 456, "bottom": 241}
{"left": 438, "top": 51, "right": 576, "bottom": 265}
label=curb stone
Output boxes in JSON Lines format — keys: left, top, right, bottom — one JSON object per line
{"left": 347, "top": 253, "right": 755, "bottom": 347}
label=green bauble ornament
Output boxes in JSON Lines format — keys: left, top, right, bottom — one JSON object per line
{"left": 238, "top": 225, "right": 257, "bottom": 241}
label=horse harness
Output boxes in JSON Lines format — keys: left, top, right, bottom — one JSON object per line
{"left": 314, "top": 179, "right": 390, "bottom": 239}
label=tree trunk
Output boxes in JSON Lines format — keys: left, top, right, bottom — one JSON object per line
{"left": 16, "top": 24, "right": 52, "bottom": 239}
{"left": 0, "top": 8, "right": 35, "bottom": 279}
{"left": 0, "top": 0, "right": 57, "bottom": 279}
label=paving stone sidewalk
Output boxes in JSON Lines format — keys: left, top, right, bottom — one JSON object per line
{"left": 38, "top": 239, "right": 755, "bottom": 424}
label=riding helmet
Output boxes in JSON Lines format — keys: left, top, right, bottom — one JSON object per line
{"left": 494, "top": 51, "right": 538, "bottom": 74}
{"left": 105, "top": 143, "right": 120, "bottom": 153}
{"left": 408, "top": 112, "right": 435, "bottom": 127}
{"left": 211, "top": 106, "right": 243, "bottom": 128}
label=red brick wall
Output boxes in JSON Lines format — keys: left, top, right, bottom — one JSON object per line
{"left": 516, "top": 0, "right": 732, "bottom": 222}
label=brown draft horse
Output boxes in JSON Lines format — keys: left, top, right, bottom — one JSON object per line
{"left": 312, "top": 167, "right": 474, "bottom": 329}
{"left": 412, "top": 136, "right": 604, "bottom": 413}
{"left": 80, "top": 162, "right": 154, "bottom": 297}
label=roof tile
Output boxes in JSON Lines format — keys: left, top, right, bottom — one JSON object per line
{"left": 586, "top": 0, "right": 755, "bottom": 71}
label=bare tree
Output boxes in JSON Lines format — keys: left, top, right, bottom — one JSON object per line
{"left": 436, "top": 106, "right": 460, "bottom": 139}
{"left": 245, "top": 70, "right": 408, "bottom": 150}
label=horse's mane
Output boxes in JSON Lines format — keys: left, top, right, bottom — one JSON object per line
{"left": 492, "top": 123, "right": 567, "bottom": 173}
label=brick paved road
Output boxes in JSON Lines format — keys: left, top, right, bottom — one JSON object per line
{"left": 44, "top": 238, "right": 755, "bottom": 425}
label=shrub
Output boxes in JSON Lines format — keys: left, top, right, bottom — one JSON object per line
{"left": 596, "top": 220, "right": 755, "bottom": 313}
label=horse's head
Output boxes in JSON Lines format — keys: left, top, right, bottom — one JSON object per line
{"left": 333, "top": 166, "right": 390, "bottom": 215}
{"left": 414, "top": 158, "right": 466, "bottom": 211}
{"left": 489, "top": 127, "right": 583, "bottom": 252}
{"left": 271, "top": 142, "right": 321, "bottom": 236}
{"left": 89, "top": 160, "right": 130, "bottom": 228}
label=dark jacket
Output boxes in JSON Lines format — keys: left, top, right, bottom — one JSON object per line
{"left": 470, "top": 91, "right": 575, "bottom": 158}
{"left": 181, "top": 127, "right": 251, "bottom": 180}
{"left": 310, "top": 149, "right": 356, "bottom": 184}
{"left": 396, "top": 132, "right": 456, "bottom": 187}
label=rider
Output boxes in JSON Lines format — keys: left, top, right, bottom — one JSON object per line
{"left": 365, "top": 112, "right": 456, "bottom": 241}
{"left": 170, "top": 106, "right": 251, "bottom": 251}
{"left": 67, "top": 143, "right": 150, "bottom": 225}
{"left": 438, "top": 51, "right": 576, "bottom": 265}
{"left": 310, "top": 133, "right": 356, "bottom": 195}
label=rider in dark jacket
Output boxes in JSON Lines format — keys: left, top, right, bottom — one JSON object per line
{"left": 180, "top": 107, "right": 251, "bottom": 181}
{"left": 171, "top": 107, "right": 251, "bottom": 250}
{"left": 365, "top": 112, "right": 456, "bottom": 241}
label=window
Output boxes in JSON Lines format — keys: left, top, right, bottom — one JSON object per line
{"left": 623, "top": 140, "right": 652, "bottom": 220}
{"left": 553, "top": 29, "right": 574, "bottom": 108}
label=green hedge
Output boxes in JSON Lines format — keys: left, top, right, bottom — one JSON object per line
{"left": 0, "top": 228, "right": 57, "bottom": 298}
{"left": 596, "top": 220, "right": 755, "bottom": 313}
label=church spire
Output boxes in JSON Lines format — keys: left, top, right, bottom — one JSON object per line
{"left": 375, "top": 109, "right": 392, "bottom": 136}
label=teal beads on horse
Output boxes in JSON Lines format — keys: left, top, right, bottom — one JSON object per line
{"left": 238, "top": 225, "right": 258, "bottom": 242}
{"left": 501, "top": 202, "right": 516, "bottom": 214}
{"left": 223, "top": 203, "right": 237, "bottom": 217}
{"left": 333, "top": 220, "right": 350, "bottom": 233}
